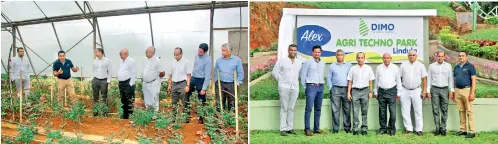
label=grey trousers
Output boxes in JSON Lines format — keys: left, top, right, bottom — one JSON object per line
{"left": 14, "top": 79, "right": 30, "bottom": 97}
{"left": 352, "top": 88, "right": 369, "bottom": 132}
{"left": 330, "top": 86, "right": 351, "bottom": 131}
{"left": 215, "top": 82, "right": 235, "bottom": 112}
{"left": 92, "top": 78, "right": 109, "bottom": 106}
{"left": 430, "top": 86, "right": 449, "bottom": 131}
{"left": 278, "top": 86, "right": 299, "bottom": 131}
{"left": 171, "top": 81, "right": 187, "bottom": 107}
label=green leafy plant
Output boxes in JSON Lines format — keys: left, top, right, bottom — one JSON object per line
{"left": 92, "top": 102, "right": 110, "bottom": 117}
{"left": 154, "top": 112, "right": 172, "bottom": 129}
{"left": 222, "top": 112, "right": 236, "bottom": 127}
{"left": 16, "top": 124, "right": 37, "bottom": 144}
{"left": 45, "top": 130, "right": 62, "bottom": 144}
{"left": 64, "top": 100, "right": 86, "bottom": 122}
{"left": 130, "top": 108, "right": 154, "bottom": 127}
{"left": 137, "top": 135, "right": 155, "bottom": 144}
{"left": 167, "top": 131, "right": 183, "bottom": 144}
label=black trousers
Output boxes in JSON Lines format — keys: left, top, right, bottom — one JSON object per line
{"left": 187, "top": 77, "right": 207, "bottom": 120}
{"left": 215, "top": 81, "right": 235, "bottom": 112}
{"left": 119, "top": 79, "right": 135, "bottom": 119}
{"left": 377, "top": 86, "right": 397, "bottom": 132}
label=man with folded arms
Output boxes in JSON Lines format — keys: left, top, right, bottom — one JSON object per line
{"left": 347, "top": 52, "right": 374, "bottom": 136}
{"left": 374, "top": 53, "right": 401, "bottom": 136}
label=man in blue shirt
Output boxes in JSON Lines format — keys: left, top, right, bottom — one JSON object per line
{"left": 53, "top": 50, "right": 80, "bottom": 106}
{"left": 187, "top": 43, "right": 212, "bottom": 124}
{"left": 300, "top": 45, "right": 326, "bottom": 136}
{"left": 214, "top": 43, "right": 244, "bottom": 112}
{"left": 326, "top": 49, "right": 353, "bottom": 134}
{"left": 453, "top": 51, "right": 477, "bottom": 138}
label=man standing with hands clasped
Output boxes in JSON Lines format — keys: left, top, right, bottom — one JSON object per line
{"left": 399, "top": 50, "right": 427, "bottom": 136}
{"left": 347, "top": 52, "right": 375, "bottom": 136}
{"left": 374, "top": 53, "right": 401, "bottom": 136}
{"left": 427, "top": 51, "right": 454, "bottom": 136}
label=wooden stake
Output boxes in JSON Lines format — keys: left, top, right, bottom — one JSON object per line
{"left": 19, "top": 71, "right": 23, "bottom": 122}
{"left": 64, "top": 89, "right": 67, "bottom": 107}
{"left": 50, "top": 85, "right": 53, "bottom": 103}
{"left": 80, "top": 67, "right": 83, "bottom": 94}
{"left": 217, "top": 69, "right": 223, "bottom": 112}
{"left": 233, "top": 70, "right": 239, "bottom": 138}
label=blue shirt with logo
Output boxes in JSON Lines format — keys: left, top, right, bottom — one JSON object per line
{"left": 53, "top": 59, "right": 74, "bottom": 79}
{"left": 453, "top": 61, "right": 476, "bottom": 88}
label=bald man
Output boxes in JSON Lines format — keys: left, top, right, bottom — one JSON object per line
{"left": 374, "top": 53, "right": 401, "bottom": 136}
{"left": 142, "top": 46, "right": 165, "bottom": 112}
{"left": 118, "top": 48, "right": 137, "bottom": 119}
{"left": 399, "top": 50, "right": 427, "bottom": 136}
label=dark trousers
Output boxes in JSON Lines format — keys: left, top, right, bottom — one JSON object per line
{"left": 92, "top": 78, "right": 109, "bottom": 107}
{"left": 431, "top": 86, "right": 449, "bottom": 132}
{"left": 304, "top": 84, "right": 324, "bottom": 131}
{"left": 215, "top": 81, "right": 235, "bottom": 112}
{"left": 330, "top": 86, "right": 351, "bottom": 131}
{"left": 119, "top": 79, "right": 135, "bottom": 119}
{"left": 377, "top": 86, "right": 397, "bottom": 132}
{"left": 187, "top": 77, "right": 207, "bottom": 120}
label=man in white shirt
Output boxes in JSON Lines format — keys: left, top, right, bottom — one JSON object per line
{"left": 347, "top": 52, "right": 375, "bottom": 136}
{"left": 399, "top": 50, "right": 427, "bottom": 136}
{"left": 374, "top": 53, "right": 401, "bottom": 136}
{"left": 167, "top": 47, "right": 192, "bottom": 122}
{"left": 272, "top": 44, "right": 302, "bottom": 136}
{"left": 427, "top": 51, "right": 454, "bottom": 136}
{"left": 142, "top": 46, "right": 165, "bottom": 112}
{"left": 92, "top": 48, "right": 112, "bottom": 116}
{"left": 10, "top": 47, "right": 31, "bottom": 97}
{"left": 118, "top": 48, "right": 137, "bottom": 119}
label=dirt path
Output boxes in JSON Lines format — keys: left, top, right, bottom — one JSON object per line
{"left": 183, "top": 112, "right": 210, "bottom": 144}
{"left": 250, "top": 54, "right": 277, "bottom": 67}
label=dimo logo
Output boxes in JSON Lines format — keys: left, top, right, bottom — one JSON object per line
{"left": 297, "top": 25, "right": 340, "bottom": 57}
{"left": 359, "top": 18, "right": 395, "bottom": 36}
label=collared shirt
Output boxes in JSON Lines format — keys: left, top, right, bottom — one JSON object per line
{"left": 327, "top": 62, "right": 352, "bottom": 89}
{"left": 214, "top": 55, "right": 244, "bottom": 85}
{"left": 374, "top": 63, "right": 402, "bottom": 95}
{"left": 347, "top": 64, "right": 375, "bottom": 88}
{"left": 53, "top": 59, "right": 74, "bottom": 79}
{"left": 167, "top": 58, "right": 192, "bottom": 82}
{"left": 400, "top": 61, "right": 427, "bottom": 89}
{"left": 118, "top": 57, "right": 137, "bottom": 86}
{"left": 453, "top": 61, "right": 476, "bottom": 88}
{"left": 192, "top": 54, "right": 212, "bottom": 90}
{"left": 428, "top": 61, "right": 454, "bottom": 92}
{"left": 272, "top": 57, "right": 303, "bottom": 90}
{"left": 9, "top": 56, "right": 31, "bottom": 81}
{"left": 142, "top": 56, "right": 164, "bottom": 83}
{"left": 300, "top": 58, "right": 325, "bottom": 88}
{"left": 93, "top": 56, "right": 112, "bottom": 83}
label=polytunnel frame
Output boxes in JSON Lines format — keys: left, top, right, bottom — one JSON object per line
{"left": 1, "top": 1, "right": 248, "bottom": 85}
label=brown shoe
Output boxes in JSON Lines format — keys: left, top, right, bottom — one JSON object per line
{"left": 402, "top": 130, "right": 412, "bottom": 134}
{"left": 313, "top": 130, "right": 323, "bottom": 134}
{"left": 417, "top": 131, "right": 423, "bottom": 136}
{"left": 305, "top": 130, "right": 313, "bottom": 136}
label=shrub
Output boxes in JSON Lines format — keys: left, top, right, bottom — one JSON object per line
{"left": 130, "top": 108, "right": 154, "bottom": 127}
{"left": 16, "top": 124, "right": 37, "bottom": 144}
{"left": 64, "top": 101, "right": 86, "bottom": 122}
{"left": 485, "top": 17, "right": 498, "bottom": 25}
{"left": 92, "top": 102, "right": 110, "bottom": 117}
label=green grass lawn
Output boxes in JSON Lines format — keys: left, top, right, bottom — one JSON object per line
{"left": 292, "top": 2, "right": 456, "bottom": 19}
{"left": 462, "top": 28, "right": 498, "bottom": 41}
{"left": 251, "top": 130, "right": 498, "bottom": 144}
{"left": 250, "top": 76, "right": 498, "bottom": 100}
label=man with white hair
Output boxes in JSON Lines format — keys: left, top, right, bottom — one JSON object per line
{"left": 214, "top": 43, "right": 244, "bottom": 112}
{"left": 142, "top": 46, "right": 165, "bottom": 112}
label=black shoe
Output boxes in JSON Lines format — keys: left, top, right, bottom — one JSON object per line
{"left": 417, "top": 131, "right": 423, "bottom": 136}
{"left": 441, "top": 130, "right": 447, "bottom": 136}
{"left": 280, "top": 131, "right": 288, "bottom": 136}
{"left": 456, "top": 131, "right": 467, "bottom": 136}
{"left": 345, "top": 129, "right": 351, "bottom": 133}
{"left": 313, "top": 130, "right": 323, "bottom": 134}
{"left": 434, "top": 129, "right": 440, "bottom": 136}
{"left": 465, "top": 133, "right": 475, "bottom": 138}
{"left": 287, "top": 130, "right": 296, "bottom": 134}
{"left": 93, "top": 112, "right": 98, "bottom": 117}
{"left": 377, "top": 130, "right": 386, "bottom": 135}
{"left": 186, "top": 119, "right": 190, "bottom": 123}
{"left": 198, "top": 118, "right": 204, "bottom": 124}
{"left": 353, "top": 131, "right": 359, "bottom": 135}
{"left": 402, "top": 130, "right": 412, "bottom": 134}
{"left": 361, "top": 131, "right": 367, "bottom": 135}
{"left": 389, "top": 131, "right": 395, "bottom": 136}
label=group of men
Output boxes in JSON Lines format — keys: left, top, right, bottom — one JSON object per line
{"left": 273, "top": 44, "right": 477, "bottom": 138}
{"left": 9, "top": 42, "right": 244, "bottom": 123}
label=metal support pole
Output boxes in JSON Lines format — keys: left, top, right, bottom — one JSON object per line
{"left": 148, "top": 13, "right": 154, "bottom": 46}
{"left": 51, "top": 22, "right": 63, "bottom": 50}
{"left": 16, "top": 28, "right": 39, "bottom": 82}
{"left": 75, "top": 1, "right": 93, "bottom": 26}
{"left": 472, "top": 2, "right": 478, "bottom": 31}
{"left": 93, "top": 17, "right": 97, "bottom": 59}
{"left": 12, "top": 26, "right": 16, "bottom": 57}
{"left": 96, "top": 18, "right": 104, "bottom": 50}
{"left": 209, "top": 1, "right": 216, "bottom": 96}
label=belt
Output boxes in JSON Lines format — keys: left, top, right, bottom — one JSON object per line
{"left": 119, "top": 78, "right": 131, "bottom": 83}
{"left": 403, "top": 85, "right": 420, "bottom": 90}
{"left": 432, "top": 85, "right": 448, "bottom": 89}
{"left": 94, "top": 77, "right": 107, "bottom": 81}
{"left": 456, "top": 85, "right": 470, "bottom": 89}
{"left": 173, "top": 80, "right": 186, "bottom": 84}
{"left": 58, "top": 77, "right": 71, "bottom": 80}
{"left": 353, "top": 87, "right": 368, "bottom": 91}
{"left": 333, "top": 85, "right": 347, "bottom": 88}
{"left": 379, "top": 86, "right": 396, "bottom": 91}
{"left": 146, "top": 79, "right": 157, "bottom": 83}
{"left": 307, "top": 83, "right": 323, "bottom": 86}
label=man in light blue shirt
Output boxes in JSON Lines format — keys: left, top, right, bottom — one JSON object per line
{"left": 326, "top": 49, "right": 353, "bottom": 133}
{"left": 300, "top": 45, "right": 326, "bottom": 136}
{"left": 188, "top": 43, "right": 212, "bottom": 124}
{"left": 214, "top": 43, "right": 244, "bottom": 112}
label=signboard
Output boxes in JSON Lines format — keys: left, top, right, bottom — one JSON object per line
{"left": 296, "top": 16, "right": 424, "bottom": 63}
